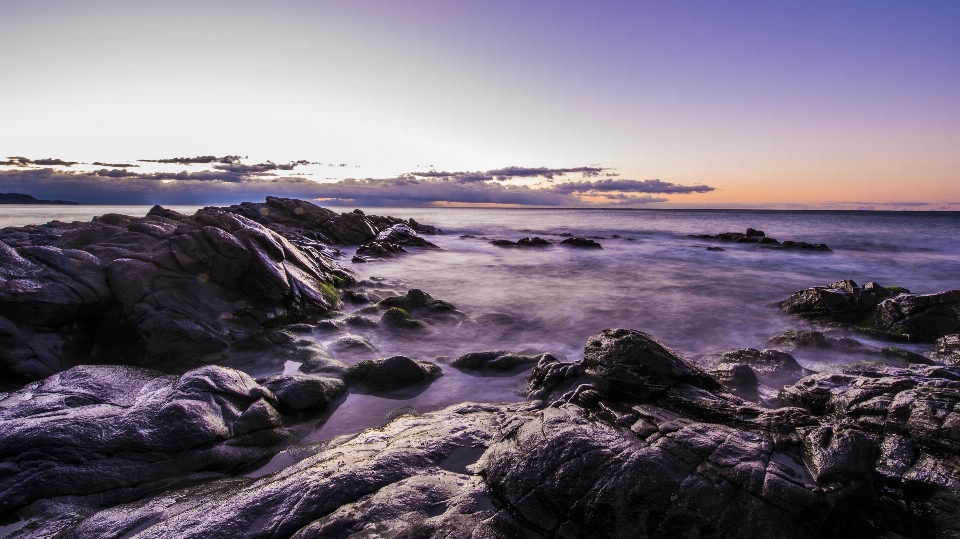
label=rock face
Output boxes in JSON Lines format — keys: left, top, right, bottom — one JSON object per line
{"left": 356, "top": 224, "right": 438, "bottom": 259}
{"left": 0, "top": 199, "right": 442, "bottom": 382}
{"left": 8, "top": 329, "right": 960, "bottom": 538}
{"left": 0, "top": 365, "right": 309, "bottom": 513}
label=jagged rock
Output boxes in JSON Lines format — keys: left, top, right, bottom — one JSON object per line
{"left": 525, "top": 354, "right": 586, "bottom": 400}
{"left": 780, "top": 280, "right": 893, "bottom": 323}
{"left": 490, "top": 239, "right": 517, "bottom": 247}
{"left": 0, "top": 365, "right": 295, "bottom": 513}
{"left": 560, "top": 236, "right": 602, "bottom": 248}
{"left": 583, "top": 328, "right": 722, "bottom": 401}
{"left": 451, "top": 350, "right": 543, "bottom": 376}
{"left": 41, "top": 403, "right": 527, "bottom": 539}
{"left": 0, "top": 203, "right": 349, "bottom": 379}
{"left": 718, "top": 348, "right": 810, "bottom": 388}
{"left": 933, "top": 334, "right": 960, "bottom": 365}
{"left": 345, "top": 356, "right": 443, "bottom": 393}
{"left": 870, "top": 290, "right": 960, "bottom": 341}
{"left": 709, "top": 362, "right": 760, "bottom": 399}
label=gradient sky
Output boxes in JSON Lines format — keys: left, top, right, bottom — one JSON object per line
{"left": 1, "top": 0, "right": 959, "bottom": 208}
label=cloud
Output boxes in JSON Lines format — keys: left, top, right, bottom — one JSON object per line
{"left": 91, "top": 162, "right": 139, "bottom": 168}
{"left": 411, "top": 166, "right": 607, "bottom": 183}
{"left": 1, "top": 157, "right": 78, "bottom": 167}
{"left": 138, "top": 155, "right": 243, "bottom": 165}
{"left": 0, "top": 161, "right": 714, "bottom": 207}
{"left": 546, "top": 178, "right": 715, "bottom": 195}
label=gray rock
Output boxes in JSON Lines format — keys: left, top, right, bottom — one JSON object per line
{"left": 709, "top": 362, "right": 759, "bottom": 399}
{"left": 258, "top": 374, "right": 346, "bottom": 413}
{"left": 780, "top": 279, "right": 891, "bottom": 323}
{"left": 451, "top": 350, "right": 543, "bottom": 376}
{"left": 933, "top": 334, "right": 960, "bottom": 365}
{"left": 345, "top": 356, "right": 443, "bottom": 393}
{"left": 870, "top": 290, "right": 960, "bottom": 341}
{"left": 719, "top": 347, "right": 810, "bottom": 387}
{"left": 328, "top": 334, "right": 377, "bottom": 356}
{"left": 0, "top": 365, "right": 294, "bottom": 513}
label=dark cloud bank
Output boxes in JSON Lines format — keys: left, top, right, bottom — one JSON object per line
{"left": 0, "top": 159, "right": 714, "bottom": 206}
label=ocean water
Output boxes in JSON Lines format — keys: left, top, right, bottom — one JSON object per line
{"left": 5, "top": 205, "right": 960, "bottom": 449}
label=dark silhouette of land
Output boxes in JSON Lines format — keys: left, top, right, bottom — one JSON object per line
{"left": 0, "top": 192, "right": 78, "bottom": 205}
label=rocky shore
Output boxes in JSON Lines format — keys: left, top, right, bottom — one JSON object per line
{"left": 1, "top": 199, "right": 959, "bottom": 538}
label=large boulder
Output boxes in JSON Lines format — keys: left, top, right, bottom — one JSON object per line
{"left": 869, "top": 290, "right": 960, "bottom": 342}
{"left": 719, "top": 347, "right": 810, "bottom": 387}
{"left": 0, "top": 365, "right": 300, "bottom": 512}
{"left": 345, "top": 355, "right": 443, "bottom": 394}
{"left": 0, "top": 203, "right": 349, "bottom": 378}
{"left": 451, "top": 350, "right": 544, "bottom": 376}
{"left": 779, "top": 280, "right": 893, "bottom": 323}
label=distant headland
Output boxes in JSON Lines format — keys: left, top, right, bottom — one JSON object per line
{"left": 0, "top": 192, "right": 79, "bottom": 205}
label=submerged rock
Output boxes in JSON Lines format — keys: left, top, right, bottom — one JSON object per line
{"left": 257, "top": 374, "right": 346, "bottom": 414}
{"left": 345, "top": 355, "right": 443, "bottom": 393}
{"left": 378, "top": 289, "right": 461, "bottom": 321}
{"left": 451, "top": 350, "right": 544, "bottom": 376}
{"left": 560, "top": 236, "right": 602, "bottom": 248}
{"left": 691, "top": 229, "right": 830, "bottom": 251}
{"left": 779, "top": 280, "right": 893, "bottom": 323}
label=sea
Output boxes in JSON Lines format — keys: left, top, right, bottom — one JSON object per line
{"left": 3, "top": 205, "right": 959, "bottom": 471}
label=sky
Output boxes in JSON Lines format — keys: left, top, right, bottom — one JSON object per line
{"left": 1, "top": 0, "right": 958, "bottom": 208}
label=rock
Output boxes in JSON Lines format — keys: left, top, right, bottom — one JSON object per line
{"left": 516, "top": 237, "right": 551, "bottom": 247}
{"left": 779, "top": 280, "right": 893, "bottom": 323}
{"left": 490, "top": 239, "right": 517, "bottom": 247}
{"left": 933, "top": 334, "right": 960, "bottom": 365}
{"left": 378, "top": 289, "right": 459, "bottom": 320}
{"left": 560, "top": 236, "right": 602, "bottom": 248}
{"left": 345, "top": 356, "right": 443, "bottom": 393}
{"left": 767, "top": 330, "right": 832, "bottom": 350}
{"left": 0, "top": 365, "right": 293, "bottom": 513}
{"left": 328, "top": 334, "right": 377, "bottom": 356}
{"left": 38, "top": 404, "right": 526, "bottom": 539}
{"left": 719, "top": 348, "right": 811, "bottom": 389}
{"left": 258, "top": 374, "right": 346, "bottom": 413}
{"left": 374, "top": 223, "right": 438, "bottom": 249}
{"left": 691, "top": 229, "right": 830, "bottom": 251}
{"left": 380, "top": 306, "right": 428, "bottom": 330}
{"left": 879, "top": 346, "right": 936, "bottom": 365}
{"left": 451, "top": 350, "right": 543, "bottom": 376}
{"left": 709, "top": 362, "right": 759, "bottom": 399}
{"left": 343, "top": 315, "right": 378, "bottom": 328}
{"left": 351, "top": 255, "right": 367, "bottom": 263}
{"left": 870, "top": 290, "right": 960, "bottom": 341}
{"left": 525, "top": 353, "right": 586, "bottom": 400}
{"left": 355, "top": 240, "right": 407, "bottom": 258}
{"left": 583, "top": 328, "right": 722, "bottom": 401}
{"left": 10, "top": 329, "right": 960, "bottom": 537}
{"left": 0, "top": 200, "right": 363, "bottom": 378}
{"left": 706, "top": 246, "right": 724, "bottom": 251}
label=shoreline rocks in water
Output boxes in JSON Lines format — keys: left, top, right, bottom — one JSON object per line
{"left": 0, "top": 198, "right": 441, "bottom": 384}
{"left": 3, "top": 328, "right": 960, "bottom": 537}
{"left": 691, "top": 228, "right": 830, "bottom": 251}
{"left": 560, "top": 236, "right": 602, "bottom": 248}
{"left": 779, "top": 279, "right": 960, "bottom": 342}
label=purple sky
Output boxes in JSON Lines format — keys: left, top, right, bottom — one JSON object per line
{"left": 1, "top": 1, "right": 958, "bottom": 207}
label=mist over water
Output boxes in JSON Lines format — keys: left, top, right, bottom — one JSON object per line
{"left": 7, "top": 206, "right": 960, "bottom": 446}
